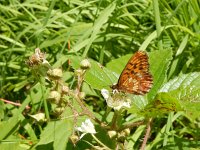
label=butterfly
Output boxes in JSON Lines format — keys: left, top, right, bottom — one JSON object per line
{"left": 111, "top": 51, "right": 153, "bottom": 95}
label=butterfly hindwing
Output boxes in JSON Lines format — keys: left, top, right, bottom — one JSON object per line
{"left": 112, "top": 51, "right": 153, "bottom": 95}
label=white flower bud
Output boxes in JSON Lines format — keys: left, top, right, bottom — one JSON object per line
{"left": 47, "top": 68, "right": 63, "bottom": 80}
{"left": 48, "top": 91, "right": 61, "bottom": 104}
{"left": 108, "top": 130, "right": 117, "bottom": 138}
{"left": 62, "top": 85, "right": 69, "bottom": 94}
{"left": 80, "top": 59, "right": 91, "bottom": 70}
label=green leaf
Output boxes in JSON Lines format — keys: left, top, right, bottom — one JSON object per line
{"left": 162, "top": 136, "right": 200, "bottom": 149}
{"left": 0, "top": 113, "right": 20, "bottom": 140}
{"left": 138, "top": 72, "right": 200, "bottom": 118}
{"left": 159, "top": 72, "right": 200, "bottom": 119}
{"left": 127, "top": 125, "right": 146, "bottom": 149}
{"left": 0, "top": 140, "right": 29, "bottom": 150}
{"left": 129, "top": 92, "right": 182, "bottom": 117}
{"left": 95, "top": 125, "right": 116, "bottom": 149}
{"left": 147, "top": 50, "right": 173, "bottom": 100}
{"left": 128, "top": 95, "right": 148, "bottom": 114}
{"left": 168, "top": 34, "right": 189, "bottom": 79}
{"left": 36, "top": 119, "right": 73, "bottom": 150}
{"left": 106, "top": 54, "right": 133, "bottom": 77}
{"left": 85, "top": 61, "right": 117, "bottom": 90}
{"left": 140, "top": 93, "right": 182, "bottom": 117}
{"left": 67, "top": 55, "right": 117, "bottom": 91}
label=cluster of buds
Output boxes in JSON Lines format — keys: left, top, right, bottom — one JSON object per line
{"left": 27, "top": 48, "right": 92, "bottom": 116}
{"left": 27, "top": 48, "right": 135, "bottom": 147}
{"left": 47, "top": 68, "right": 71, "bottom": 115}
{"left": 27, "top": 48, "right": 69, "bottom": 115}
{"left": 47, "top": 68, "right": 63, "bottom": 80}
{"left": 108, "top": 128, "right": 130, "bottom": 142}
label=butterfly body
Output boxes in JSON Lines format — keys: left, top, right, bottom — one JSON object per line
{"left": 111, "top": 51, "right": 153, "bottom": 95}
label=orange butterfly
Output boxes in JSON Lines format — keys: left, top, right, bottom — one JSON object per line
{"left": 111, "top": 51, "right": 153, "bottom": 95}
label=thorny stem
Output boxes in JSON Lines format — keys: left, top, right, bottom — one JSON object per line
{"left": 67, "top": 100, "right": 79, "bottom": 134}
{"left": 74, "top": 70, "right": 105, "bottom": 127}
{"left": 76, "top": 70, "right": 85, "bottom": 93}
{"left": 140, "top": 118, "right": 153, "bottom": 150}
{"left": 75, "top": 93, "right": 103, "bottom": 125}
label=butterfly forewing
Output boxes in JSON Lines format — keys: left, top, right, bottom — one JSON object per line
{"left": 112, "top": 51, "right": 153, "bottom": 95}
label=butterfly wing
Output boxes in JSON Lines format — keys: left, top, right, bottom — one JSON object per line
{"left": 115, "top": 51, "right": 153, "bottom": 95}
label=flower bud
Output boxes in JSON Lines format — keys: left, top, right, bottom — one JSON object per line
{"left": 108, "top": 130, "right": 117, "bottom": 138}
{"left": 48, "top": 91, "right": 61, "bottom": 104}
{"left": 123, "top": 128, "right": 130, "bottom": 136}
{"left": 70, "top": 134, "right": 79, "bottom": 145}
{"left": 74, "top": 69, "right": 84, "bottom": 77}
{"left": 54, "top": 107, "right": 65, "bottom": 114}
{"left": 47, "top": 68, "right": 63, "bottom": 80}
{"left": 62, "top": 85, "right": 69, "bottom": 94}
{"left": 117, "top": 132, "right": 126, "bottom": 142}
{"left": 80, "top": 59, "right": 91, "bottom": 70}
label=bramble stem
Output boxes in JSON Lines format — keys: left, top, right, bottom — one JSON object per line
{"left": 140, "top": 118, "right": 153, "bottom": 150}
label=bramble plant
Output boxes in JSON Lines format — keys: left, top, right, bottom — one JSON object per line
{"left": 1, "top": 1, "right": 200, "bottom": 150}
{"left": 21, "top": 48, "right": 200, "bottom": 149}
